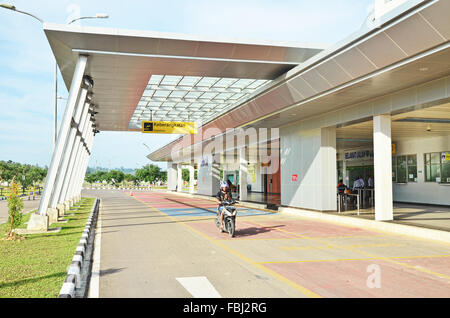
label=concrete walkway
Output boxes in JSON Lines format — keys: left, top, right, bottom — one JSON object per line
{"left": 348, "top": 203, "right": 450, "bottom": 232}
{"left": 85, "top": 189, "right": 450, "bottom": 298}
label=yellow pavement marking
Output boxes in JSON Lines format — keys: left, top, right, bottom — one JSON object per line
{"left": 249, "top": 220, "right": 450, "bottom": 281}
{"left": 259, "top": 254, "right": 450, "bottom": 264}
{"left": 130, "top": 194, "right": 322, "bottom": 298}
{"left": 279, "top": 242, "right": 405, "bottom": 251}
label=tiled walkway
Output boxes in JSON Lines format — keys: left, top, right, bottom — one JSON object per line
{"left": 87, "top": 189, "right": 450, "bottom": 298}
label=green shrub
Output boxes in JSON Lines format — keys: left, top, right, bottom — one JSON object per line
{"left": 4, "top": 178, "right": 24, "bottom": 240}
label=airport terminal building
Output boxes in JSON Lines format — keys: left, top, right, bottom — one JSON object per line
{"left": 29, "top": 0, "right": 450, "bottom": 230}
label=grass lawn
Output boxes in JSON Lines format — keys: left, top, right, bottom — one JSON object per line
{"left": 0, "top": 197, "right": 95, "bottom": 298}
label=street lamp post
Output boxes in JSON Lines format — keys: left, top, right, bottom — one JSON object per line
{"left": 143, "top": 143, "right": 151, "bottom": 152}
{"left": 0, "top": 4, "right": 43, "bottom": 23}
{"left": 0, "top": 3, "right": 108, "bottom": 147}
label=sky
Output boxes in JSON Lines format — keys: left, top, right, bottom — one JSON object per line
{"left": 0, "top": 0, "right": 374, "bottom": 171}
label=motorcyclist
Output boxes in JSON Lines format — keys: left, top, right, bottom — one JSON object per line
{"left": 216, "top": 181, "right": 233, "bottom": 231}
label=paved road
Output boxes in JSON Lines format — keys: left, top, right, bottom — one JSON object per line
{"left": 84, "top": 189, "right": 450, "bottom": 298}
{"left": 0, "top": 196, "right": 41, "bottom": 225}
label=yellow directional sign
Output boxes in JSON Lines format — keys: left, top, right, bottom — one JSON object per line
{"left": 142, "top": 121, "right": 197, "bottom": 134}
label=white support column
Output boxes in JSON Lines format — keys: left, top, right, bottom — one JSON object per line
{"left": 197, "top": 154, "right": 221, "bottom": 196}
{"left": 49, "top": 91, "right": 89, "bottom": 213}
{"left": 60, "top": 112, "right": 92, "bottom": 204}
{"left": 74, "top": 129, "right": 95, "bottom": 199}
{"left": 28, "top": 55, "right": 87, "bottom": 231}
{"left": 77, "top": 123, "right": 94, "bottom": 197}
{"left": 280, "top": 126, "right": 336, "bottom": 211}
{"left": 373, "top": 114, "right": 393, "bottom": 221}
{"left": 177, "top": 163, "right": 183, "bottom": 192}
{"left": 320, "top": 127, "right": 337, "bottom": 211}
{"left": 239, "top": 147, "right": 248, "bottom": 201}
{"left": 70, "top": 104, "right": 92, "bottom": 204}
{"left": 189, "top": 160, "right": 195, "bottom": 194}
{"left": 167, "top": 163, "right": 178, "bottom": 191}
{"left": 72, "top": 126, "right": 94, "bottom": 200}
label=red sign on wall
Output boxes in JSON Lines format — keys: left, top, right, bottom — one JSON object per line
{"left": 292, "top": 174, "right": 298, "bottom": 182}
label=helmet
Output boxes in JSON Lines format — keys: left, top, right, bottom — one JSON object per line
{"left": 220, "top": 181, "right": 229, "bottom": 189}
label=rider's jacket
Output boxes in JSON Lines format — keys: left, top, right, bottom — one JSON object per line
{"left": 216, "top": 189, "right": 232, "bottom": 202}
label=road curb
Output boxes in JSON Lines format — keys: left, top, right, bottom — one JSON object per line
{"left": 58, "top": 197, "right": 100, "bottom": 298}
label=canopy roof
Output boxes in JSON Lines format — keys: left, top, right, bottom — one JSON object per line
{"left": 146, "top": 0, "right": 450, "bottom": 161}
{"left": 44, "top": 23, "right": 324, "bottom": 131}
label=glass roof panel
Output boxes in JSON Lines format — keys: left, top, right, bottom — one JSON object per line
{"left": 196, "top": 77, "right": 221, "bottom": 87}
{"left": 200, "top": 92, "right": 218, "bottom": 99}
{"left": 162, "top": 101, "right": 176, "bottom": 107}
{"left": 214, "top": 92, "right": 234, "bottom": 100}
{"left": 153, "top": 90, "right": 171, "bottom": 98}
{"left": 142, "top": 89, "right": 155, "bottom": 97}
{"left": 213, "top": 78, "right": 238, "bottom": 88}
{"left": 129, "top": 74, "right": 272, "bottom": 129}
{"left": 161, "top": 75, "right": 183, "bottom": 85}
{"left": 228, "top": 93, "right": 245, "bottom": 100}
{"left": 230, "top": 79, "right": 255, "bottom": 88}
{"left": 185, "top": 91, "right": 203, "bottom": 99}
{"left": 149, "top": 75, "right": 164, "bottom": 85}
{"left": 178, "top": 76, "right": 201, "bottom": 86}
{"left": 246, "top": 79, "right": 269, "bottom": 89}
{"left": 149, "top": 101, "right": 162, "bottom": 107}
{"left": 169, "top": 90, "right": 187, "bottom": 98}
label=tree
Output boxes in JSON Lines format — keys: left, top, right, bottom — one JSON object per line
{"left": 0, "top": 161, "right": 47, "bottom": 188}
{"left": 0, "top": 161, "right": 15, "bottom": 186}
{"left": 160, "top": 171, "right": 167, "bottom": 183}
{"left": 135, "top": 164, "right": 163, "bottom": 184}
{"left": 124, "top": 173, "right": 135, "bottom": 183}
{"left": 181, "top": 169, "right": 196, "bottom": 182}
{"left": 94, "top": 171, "right": 109, "bottom": 183}
{"left": 85, "top": 172, "right": 97, "bottom": 185}
{"left": 182, "top": 168, "right": 189, "bottom": 182}
{"left": 4, "top": 178, "right": 24, "bottom": 240}
{"left": 106, "top": 170, "right": 124, "bottom": 187}
{"left": 27, "top": 166, "right": 46, "bottom": 186}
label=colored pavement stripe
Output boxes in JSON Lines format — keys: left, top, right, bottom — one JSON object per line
{"left": 129, "top": 191, "right": 450, "bottom": 297}
{"left": 130, "top": 192, "right": 321, "bottom": 298}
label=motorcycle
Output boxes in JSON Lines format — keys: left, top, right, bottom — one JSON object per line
{"left": 215, "top": 199, "right": 238, "bottom": 237}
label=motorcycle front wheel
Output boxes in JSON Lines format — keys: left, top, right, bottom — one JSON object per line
{"left": 227, "top": 218, "right": 235, "bottom": 238}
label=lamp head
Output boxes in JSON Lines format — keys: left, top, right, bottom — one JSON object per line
{"left": 0, "top": 4, "right": 16, "bottom": 10}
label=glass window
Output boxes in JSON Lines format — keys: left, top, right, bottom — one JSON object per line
{"left": 392, "top": 156, "right": 397, "bottom": 182}
{"left": 392, "top": 155, "right": 417, "bottom": 183}
{"left": 431, "top": 153, "right": 440, "bottom": 164}
{"left": 407, "top": 155, "right": 417, "bottom": 182}
{"left": 397, "top": 156, "right": 407, "bottom": 183}
{"left": 424, "top": 152, "right": 450, "bottom": 183}
{"left": 337, "top": 161, "right": 343, "bottom": 183}
{"left": 431, "top": 164, "right": 441, "bottom": 182}
{"left": 441, "top": 152, "right": 450, "bottom": 183}
{"left": 424, "top": 153, "right": 432, "bottom": 182}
